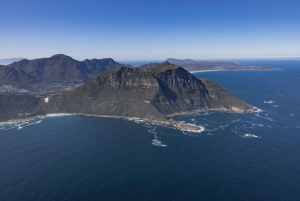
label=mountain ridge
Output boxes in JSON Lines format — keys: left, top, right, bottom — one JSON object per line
{"left": 0, "top": 54, "right": 131, "bottom": 86}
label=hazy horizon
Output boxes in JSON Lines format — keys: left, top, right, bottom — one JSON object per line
{"left": 1, "top": 55, "right": 300, "bottom": 61}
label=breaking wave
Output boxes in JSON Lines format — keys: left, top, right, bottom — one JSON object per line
{"left": 0, "top": 113, "right": 74, "bottom": 131}
{"left": 151, "top": 139, "right": 168, "bottom": 147}
{"left": 0, "top": 117, "right": 44, "bottom": 131}
{"left": 263, "top": 100, "right": 275, "bottom": 104}
{"left": 241, "top": 134, "right": 261, "bottom": 138}
{"left": 255, "top": 113, "right": 275, "bottom": 121}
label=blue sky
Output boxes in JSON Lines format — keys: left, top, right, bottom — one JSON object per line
{"left": 0, "top": 0, "right": 299, "bottom": 60}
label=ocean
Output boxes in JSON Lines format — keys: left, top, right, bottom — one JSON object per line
{"left": 0, "top": 60, "right": 299, "bottom": 200}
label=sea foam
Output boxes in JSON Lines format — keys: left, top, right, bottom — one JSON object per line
{"left": 263, "top": 100, "right": 275, "bottom": 104}
{"left": 0, "top": 118, "right": 44, "bottom": 131}
{"left": 45, "top": 113, "right": 73, "bottom": 117}
{"left": 241, "top": 134, "right": 261, "bottom": 138}
{"left": 151, "top": 139, "right": 168, "bottom": 147}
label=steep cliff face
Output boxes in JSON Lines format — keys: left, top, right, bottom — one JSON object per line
{"left": 146, "top": 64, "right": 211, "bottom": 114}
{"left": 199, "top": 78, "right": 253, "bottom": 112}
{"left": 44, "top": 63, "right": 254, "bottom": 120}
{"left": 47, "top": 67, "right": 166, "bottom": 120}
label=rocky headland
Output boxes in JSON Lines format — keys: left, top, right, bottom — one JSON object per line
{"left": 0, "top": 62, "right": 256, "bottom": 132}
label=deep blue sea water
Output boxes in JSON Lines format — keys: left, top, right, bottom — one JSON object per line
{"left": 0, "top": 60, "right": 300, "bottom": 201}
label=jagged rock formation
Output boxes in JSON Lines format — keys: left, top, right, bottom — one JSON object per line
{"left": 0, "top": 63, "right": 255, "bottom": 125}
{"left": 166, "top": 58, "right": 272, "bottom": 71}
{"left": 0, "top": 54, "right": 130, "bottom": 86}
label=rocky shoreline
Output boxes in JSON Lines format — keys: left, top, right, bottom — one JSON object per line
{"left": 167, "top": 106, "right": 258, "bottom": 117}
{"left": 0, "top": 113, "right": 204, "bottom": 132}
{"left": 0, "top": 105, "right": 260, "bottom": 132}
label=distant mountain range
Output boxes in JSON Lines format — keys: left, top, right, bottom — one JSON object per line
{"left": 0, "top": 58, "right": 25, "bottom": 65}
{"left": 0, "top": 54, "right": 130, "bottom": 86}
{"left": 0, "top": 55, "right": 274, "bottom": 88}
{"left": 165, "top": 58, "right": 273, "bottom": 71}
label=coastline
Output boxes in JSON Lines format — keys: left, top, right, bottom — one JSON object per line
{"left": 190, "top": 69, "right": 230, "bottom": 73}
{"left": 190, "top": 68, "right": 277, "bottom": 73}
{"left": 0, "top": 106, "right": 260, "bottom": 132}
{"left": 167, "top": 106, "right": 258, "bottom": 117}
{"left": 0, "top": 113, "right": 204, "bottom": 133}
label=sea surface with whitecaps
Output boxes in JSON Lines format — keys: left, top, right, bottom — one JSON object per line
{"left": 0, "top": 60, "right": 300, "bottom": 200}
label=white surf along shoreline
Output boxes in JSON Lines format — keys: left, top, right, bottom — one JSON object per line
{"left": 0, "top": 106, "right": 262, "bottom": 133}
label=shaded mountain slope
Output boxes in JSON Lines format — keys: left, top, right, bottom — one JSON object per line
{"left": 0, "top": 94, "right": 43, "bottom": 121}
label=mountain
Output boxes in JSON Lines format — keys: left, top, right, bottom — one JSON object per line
{"left": 166, "top": 58, "right": 272, "bottom": 71}
{"left": 0, "top": 58, "right": 25, "bottom": 65}
{"left": 1, "top": 63, "right": 255, "bottom": 123}
{"left": 0, "top": 54, "right": 130, "bottom": 86}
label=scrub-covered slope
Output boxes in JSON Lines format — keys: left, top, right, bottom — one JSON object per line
{"left": 46, "top": 63, "right": 255, "bottom": 120}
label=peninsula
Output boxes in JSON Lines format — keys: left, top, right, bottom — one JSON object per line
{"left": 150, "top": 58, "right": 273, "bottom": 72}
{"left": 0, "top": 61, "right": 256, "bottom": 131}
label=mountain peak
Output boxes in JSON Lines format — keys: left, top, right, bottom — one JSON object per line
{"left": 102, "top": 58, "right": 114, "bottom": 61}
{"left": 50, "top": 54, "right": 73, "bottom": 60}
